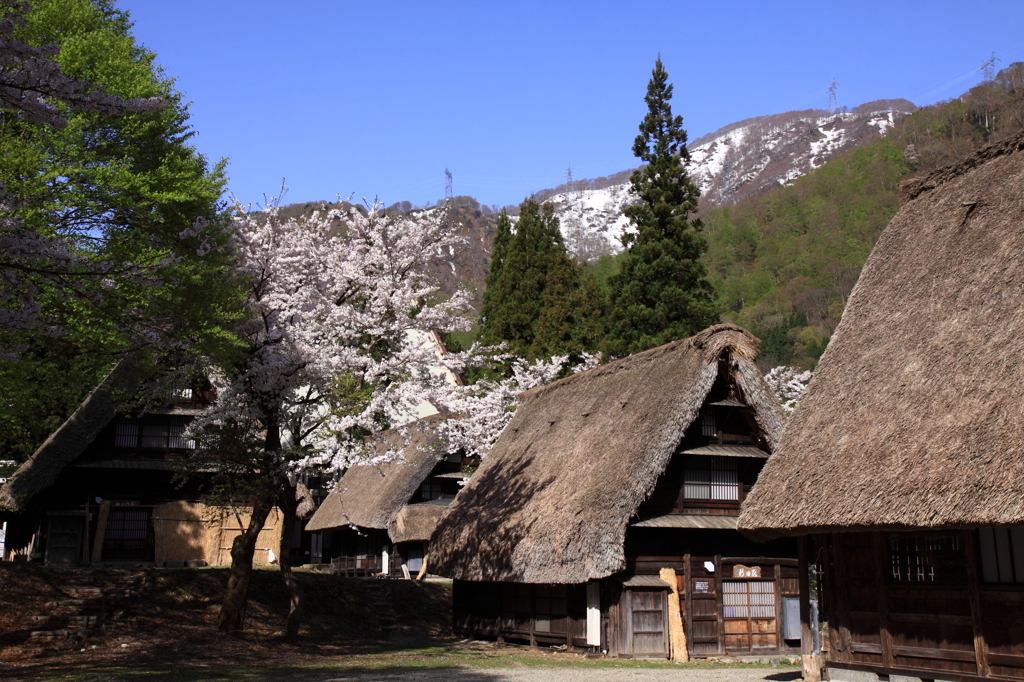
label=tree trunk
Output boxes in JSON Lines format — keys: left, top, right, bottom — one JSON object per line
{"left": 217, "top": 495, "right": 273, "bottom": 634}
{"left": 278, "top": 483, "right": 303, "bottom": 640}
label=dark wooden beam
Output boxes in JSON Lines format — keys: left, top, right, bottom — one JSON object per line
{"left": 963, "top": 530, "right": 991, "bottom": 678}
{"left": 872, "top": 533, "right": 894, "bottom": 668}
{"left": 715, "top": 554, "right": 724, "bottom": 655}
{"left": 799, "top": 535, "right": 822, "bottom": 681}
{"left": 774, "top": 562, "right": 784, "bottom": 653}
{"left": 684, "top": 552, "right": 692, "bottom": 656}
{"left": 829, "top": 534, "right": 854, "bottom": 663}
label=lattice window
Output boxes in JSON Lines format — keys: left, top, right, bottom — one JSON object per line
{"left": 888, "top": 532, "right": 966, "bottom": 584}
{"left": 978, "top": 527, "right": 1024, "bottom": 583}
{"left": 114, "top": 419, "right": 139, "bottom": 447}
{"left": 700, "top": 408, "right": 717, "bottom": 437}
{"left": 114, "top": 415, "right": 195, "bottom": 450}
{"left": 684, "top": 456, "right": 739, "bottom": 501}
{"left": 105, "top": 509, "right": 149, "bottom": 541}
{"left": 418, "top": 479, "right": 444, "bottom": 501}
{"left": 723, "top": 581, "right": 775, "bottom": 618}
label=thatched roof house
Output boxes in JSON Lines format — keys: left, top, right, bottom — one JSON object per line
{"left": 0, "top": 361, "right": 143, "bottom": 512}
{"left": 430, "top": 324, "right": 786, "bottom": 585}
{"left": 739, "top": 131, "right": 1024, "bottom": 539}
{"left": 1, "top": 360, "right": 313, "bottom": 565}
{"left": 305, "top": 413, "right": 450, "bottom": 534}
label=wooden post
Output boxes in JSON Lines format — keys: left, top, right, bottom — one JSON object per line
{"left": 830, "top": 533, "right": 853, "bottom": 663}
{"left": 82, "top": 496, "right": 90, "bottom": 565}
{"left": 715, "top": 554, "right": 725, "bottom": 655}
{"left": 661, "top": 567, "right": 688, "bottom": 662}
{"left": 416, "top": 552, "right": 429, "bottom": 580}
{"left": 799, "top": 536, "right": 822, "bottom": 682}
{"left": 819, "top": 535, "right": 836, "bottom": 658}
{"left": 872, "top": 533, "right": 893, "bottom": 668}
{"left": 684, "top": 553, "right": 693, "bottom": 654}
{"left": 774, "top": 563, "right": 784, "bottom": 653}
{"left": 963, "top": 530, "right": 990, "bottom": 678}
{"left": 90, "top": 500, "right": 111, "bottom": 563}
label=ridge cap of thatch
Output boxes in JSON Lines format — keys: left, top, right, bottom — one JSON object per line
{"left": 897, "top": 130, "right": 1024, "bottom": 202}
{"left": 519, "top": 323, "right": 760, "bottom": 403}
{"left": 0, "top": 359, "right": 146, "bottom": 512}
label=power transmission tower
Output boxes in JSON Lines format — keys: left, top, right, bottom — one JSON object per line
{"left": 566, "top": 166, "right": 582, "bottom": 207}
{"left": 981, "top": 52, "right": 1001, "bottom": 81}
{"left": 444, "top": 168, "right": 453, "bottom": 206}
{"left": 828, "top": 78, "right": 840, "bottom": 117}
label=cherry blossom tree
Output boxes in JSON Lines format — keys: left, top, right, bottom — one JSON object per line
{"left": 764, "top": 365, "right": 813, "bottom": 415}
{"left": 185, "top": 195, "right": 472, "bottom": 636}
{"left": 429, "top": 351, "right": 601, "bottom": 462}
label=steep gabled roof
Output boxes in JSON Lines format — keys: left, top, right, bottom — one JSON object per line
{"left": 429, "top": 324, "right": 784, "bottom": 584}
{"left": 739, "top": 132, "right": 1024, "bottom": 539}
{"left": 305, "top": 414, "right": 448, "bottom": 533}
{"left": 0, "top": 361, "right": 142, "bottom": 512}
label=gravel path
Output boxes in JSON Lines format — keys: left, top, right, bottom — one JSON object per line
{"left": 285, "top": 667, "right": 802, "bottom": 682}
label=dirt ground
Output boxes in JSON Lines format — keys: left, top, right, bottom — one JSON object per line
{"left": 0, "top": 565, "right": 801, "bottom": 682}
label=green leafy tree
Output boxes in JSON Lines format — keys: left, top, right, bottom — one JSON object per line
{"left": 479, "top": 199, "right": 604, "bottom": 361}
{"left": 604, "top": 57, "right": 718, "bottom": 357}
{"left": 0, "top": 0, "right": 242, "bottom": 460}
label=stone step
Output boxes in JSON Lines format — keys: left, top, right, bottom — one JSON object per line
{"left": 69, "top": 586, "right": 103, "bottom": 596}
{"left": 29, "top": 615, "right": 99, "bottom": 626}
{"left": 46, "top": 598, "right": 103, "bottom": 608}
{"left": 29, "top": 629, "right": 76, "bottom": 640}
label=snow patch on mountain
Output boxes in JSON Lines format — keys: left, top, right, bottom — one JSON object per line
{"left": 540, "top": 105, "right": 914, "bottom": 262}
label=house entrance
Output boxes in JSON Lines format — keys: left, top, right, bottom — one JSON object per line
{"left": 45, "top": 515, "right": 83, "bottom": 565}
{"left": 625, "top": 588, "right": 669, "bottom": 657}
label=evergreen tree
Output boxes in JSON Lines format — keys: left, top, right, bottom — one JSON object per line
{"left": 604, "top": 57, "right": 718, "bottom": 357}
{"left": 479, "top": 199, "right": 604, "bottom": 361}
{"left": 478, "top": 208, "right": 512, "bottom": 332}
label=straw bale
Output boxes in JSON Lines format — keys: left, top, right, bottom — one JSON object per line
{"left": 208, "top": 505, "right": 283, "bottom": 566}
{"left": 306, "top": 414, "right": 447, "bottom": 532}
{"left": 740, "top": 131, "right": 1024, "bottom": 538}
{"left": 430, "top": 324, "right": 784, "bottom": 583}
{"left": 153, "top": 501, "right": 216, "bottom": 564}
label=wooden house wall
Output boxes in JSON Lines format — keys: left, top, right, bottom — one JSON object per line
{"left": 453, "top": 580, "right": 589, "bottom": 647}
{"left": 452, "top": 553, "right": 799, "bottom": 659}
{"left": 821, "top": 530, "right": 1024, "bottom": 681}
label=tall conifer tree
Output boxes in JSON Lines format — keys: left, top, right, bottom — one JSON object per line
{"left": 604, "top": 57, "right": 718, "bottom": 357}
{"left": 479, "top": 200, "right": 604, "bottom": 361}
{"left": 479, "top": 208, "right": 512, "bottom": 333}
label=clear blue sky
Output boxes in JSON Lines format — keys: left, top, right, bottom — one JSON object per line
{"left": 118, "top": 1, "right": 1024, "bottom": 209}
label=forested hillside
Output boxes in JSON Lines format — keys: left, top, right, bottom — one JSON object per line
{"left": 706, "top": 63, "right": 1024, "bottom": 368}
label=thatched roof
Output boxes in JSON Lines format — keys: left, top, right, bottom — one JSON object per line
{"left": 0, "top": 361, "right": 143, "bottom": 512}
{"left": 429, "top": 324, "right": 785, "bottom": 584}
{"left": 739, "top": 132, "right": 1024, "bottom": 539}
{"left": 305, "top": 414, "right": 448, "bottom": 533}
{"left": 388, "top": 499, "right": 451, "bottom": 543}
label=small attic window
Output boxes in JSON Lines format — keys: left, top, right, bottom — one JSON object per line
{"left": 418, "top": 479, "right": 443, "bottom": 501}
{"left": 114, "top": 415, "right": 195, "bottom": 450}
{"left": 114, "top": 418, "right": 139, "bottom": 447}
{"left": 700, "top": 408, "right": 716, "bottom": 438}
{"left": 683, "top": 456, "right": 738, "bottom": 501}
